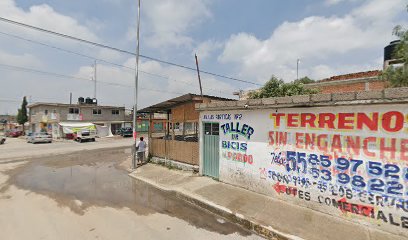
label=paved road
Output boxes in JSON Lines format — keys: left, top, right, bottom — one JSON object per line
{"left": 0, "top": 147, "right": 262, "bottom": 240}
{"left": 0, "top": 137, "right": 134, "bottom": 161}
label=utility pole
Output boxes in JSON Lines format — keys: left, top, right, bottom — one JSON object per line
{"left": 297, "top": 58, "right": 300, "bottom": 81}
{"left": 93, "top": 60, "right": 97, "bottom": 99}
{"left": 194, "top": 54, "right": 203, "bottom": 100}
{"left": 132, "top": 0, "right": 141, "bottom": 169}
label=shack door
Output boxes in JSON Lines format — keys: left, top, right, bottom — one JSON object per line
{"left": 203, "top": 122, "right": 220, "bottom": 179}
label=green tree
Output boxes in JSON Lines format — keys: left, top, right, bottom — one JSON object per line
{"left": 382, "top": 66, "right": 408, "bottom": 87}
{"left": 294, "top": 76, "right": 315, "bottom": 84}
{"left": 392, "top": 4, "right": 408, "bottom": 64}
{"left": 383, "top": 4, "right": 408, "bottom": 87}
{"left": 249, "top": 76, "right": 318, "bottom": 99}
{"left": 16, "top": 96, "right": 28, "bottom": 132}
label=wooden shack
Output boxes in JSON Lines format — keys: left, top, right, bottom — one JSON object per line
{"left": 140, "top": 94, "right": 234, "bottom": 166}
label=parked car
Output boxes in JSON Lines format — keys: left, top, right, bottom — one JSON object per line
{"left": 5, "top": 130, "right": 23, "bottom": 138}
{"left": 118, "top": 127, "right": 133, "bottom": 137}
{"left": 73, "top": 129, "right": 96, "bottom": 143}
{"left": 27, "top": 132, "right": 52, "bottom": 144}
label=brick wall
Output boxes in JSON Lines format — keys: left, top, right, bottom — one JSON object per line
{"left": 369, "top": 80, "right": 388, "bottom": 90}
{"left": 196, "top": 87, "right": 408, "bottom": 110}
{"left": 303, "top": 70, "right": 387, "bottom": 94}
{"left": 305, "top": 79, "right": 388, "bottom": 93}
{"left": 314, "top": 82, "right": 366, "bottom": 94}
{"left": 319, "top": 70, "right": 382, "bottom": 82}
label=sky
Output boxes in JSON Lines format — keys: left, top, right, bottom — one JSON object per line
{"left": 0, "top": 0, "right": 406, "bottom": 114}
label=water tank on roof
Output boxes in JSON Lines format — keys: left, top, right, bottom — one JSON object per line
{"left": 384, "top": 40, "right": 400, "bottom": 62}
{"left": 78, "top": 97, "right": 85, "bottom": 104}
{"left": 85, "top": 97, "right": 92, "bottom": 104}
{"left": 92, "top": 98, "right": 98, "bottom": 105}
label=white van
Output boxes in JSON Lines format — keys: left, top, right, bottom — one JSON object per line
{"left": 74, "top": 129, "right": 96, "bottom": 143}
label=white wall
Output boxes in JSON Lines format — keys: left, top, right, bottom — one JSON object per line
{"left": 200, "top": 103, "right": 408, "bottom": 236}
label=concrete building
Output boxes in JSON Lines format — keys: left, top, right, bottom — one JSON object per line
{"left": 196, "top": 87, "right": 408, "bottom": 239}
{"left": 0, "top": 114, "right": 18, "bottom": 132}
{"left": 140, "top": 93, "right": 235, "bottom": 167}
{"left": 303, "top": 70, "right": 386, "bottom": 94}
{"left": 28, "top": 101, "right": 131, "bottom": 138}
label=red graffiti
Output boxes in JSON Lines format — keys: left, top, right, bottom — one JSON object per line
{"left": 273, "top": 182, "right": 297, "bottom": 196}
{"left": 338, "top": 198, "right": 374, "bottom": 217}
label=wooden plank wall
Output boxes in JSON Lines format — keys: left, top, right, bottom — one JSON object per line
{"left": 150, "top": 138, "right": 199, "bottom": 165}
{"left": 150, "top": 138, "right": 166, "bottom": 158}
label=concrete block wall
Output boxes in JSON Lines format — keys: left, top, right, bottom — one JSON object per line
{"left": 196, "top": 87, "right": 408, "bottom": 111}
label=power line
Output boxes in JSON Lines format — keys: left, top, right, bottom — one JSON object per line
{"left": 0, "top": 30, "right": 235, "bottom": 96}
{"left": 0, "top": 63, "right": 91, "bottom": 81}
{"left": 0, "top": 30, "right": 165, "bottom": 77}
{"left": 0, "top": 63, "right": 185, "bottom": 96}
{"left": 0, "top": 99, "right": 20, "bottom": 103}
{"left": 0, "top": 16, "right": 262, "bottom": 86}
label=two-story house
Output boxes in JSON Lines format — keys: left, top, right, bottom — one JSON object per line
{"left": 28, "top": 101, "right": 131, "bottom": 138}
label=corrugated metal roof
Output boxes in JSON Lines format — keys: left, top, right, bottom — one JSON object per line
{"left": 138, "top": 93, "right": 235, "bottom": 113}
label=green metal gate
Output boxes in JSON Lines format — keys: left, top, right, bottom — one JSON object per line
{"left": 203, "top": 122, "right": 220, "bottom": 179}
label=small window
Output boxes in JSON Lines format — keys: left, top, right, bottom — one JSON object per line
{"left": 204, "top": 123, "right": 219, "bottom": 136}
{"left": 93, "top": 109, "right": 102, "bottom": 115}
{"left": 69, "top": 108, "right": 79, "bottom": 114}
{"left": 44, "top": 109, "right": 48, "bottom": 115}
{"left": 112, "top": 109, "right": 120, "bottom": 115}
{"left": 211, "top": 123, "right": 219, "bottom": 135}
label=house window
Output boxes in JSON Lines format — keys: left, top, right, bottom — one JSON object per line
{"left": 112, "top": 109, "right": 120, "bottom": 115}
{"left": 44, "top": 109, "right": 48, "bottom": 115}
{"left": 204, "top": 123, "right": 219, "bottom": 136}
{"left": 93, "top": 109, "right": 102, "bottom": 115}
{"left": 69, "top": 108, "right": 79, "bottom": 114}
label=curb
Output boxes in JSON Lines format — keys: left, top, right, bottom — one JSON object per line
{"left": 128, "top": 172, "right": 302, "bottom": 240}
{"left": 150, "top": 157, "right": 199, "bottom": 172}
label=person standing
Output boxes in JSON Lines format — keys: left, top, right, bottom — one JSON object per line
{"left": 136, "top": 137, "right": 147, "bottom": 164}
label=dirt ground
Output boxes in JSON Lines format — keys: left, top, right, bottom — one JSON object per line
{"left": 0, "top": 147, "right": 262, "bottom": 240}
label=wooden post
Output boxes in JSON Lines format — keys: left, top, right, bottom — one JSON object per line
{"left": 195, "top": 54, "right": 204, "bottom": 101}
{"left": 148, "top": 113, "right": 153, "bottom": 156}
{"left": 182, "top": 107, "right": 186, "bottom": 138}
{"left": 148, "top": 113, "right": 153, "bottom": 139}
{"left": 166, "top": 111, "right": 170, "bottom": 137}
{"left": 171, "top": 121, "right": 175, "bottom": 140}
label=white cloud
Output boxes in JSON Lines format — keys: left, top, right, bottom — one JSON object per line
{"left": 218, "top": 0, "right": 407, "bottom": 82}
{"left": 0, "top": 0, "right": 103, "bottom": 114}
{"left": 128, "top": 0, "right": 212, "bottom": 48}
{"left": 325, "top": 0, "right": 343, "bottom": 5}
{"left": 351, "top": 0, "right": 403, "bottom": 22}
{"left": 193, "top": 40, "right": 223, "bottom": 60}
{"left": 73, "top": 57, "right": 236, "bottom": 109}
{"left": 0, "top": 0, "right": 99, "bottom": 42}
{"left": 96, "top": 48, "right": 124, "bottom": 62}
{"left": 0, "top": 50, "right": 43, "bottom": 68}
{"left": 325, "top": 0, "right": 362, "bottom": 6}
